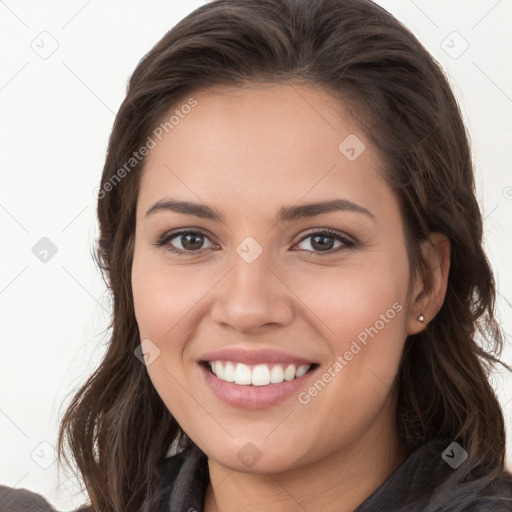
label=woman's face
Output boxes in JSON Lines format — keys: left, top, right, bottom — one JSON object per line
{"left": 132, "top": 83, "right": 419, "bottom": 473}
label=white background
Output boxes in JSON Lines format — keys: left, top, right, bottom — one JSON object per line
{"left": 0, "top": 1, "right": 511, "bottom": 510}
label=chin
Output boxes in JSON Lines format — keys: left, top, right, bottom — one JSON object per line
{"left": 198, "top": 434, "right": 308, "bottom": 474}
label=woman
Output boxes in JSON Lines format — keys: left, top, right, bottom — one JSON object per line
{"left": 2, "top": 0, "right": 511, "bottom": 510}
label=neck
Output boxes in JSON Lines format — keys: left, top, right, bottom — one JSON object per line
{"left": 203, "top": 413, "right": 407, "bottom": 512}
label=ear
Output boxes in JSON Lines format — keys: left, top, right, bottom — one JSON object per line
{"left": 407, "top": 232, "right": 450, "bottom": 335}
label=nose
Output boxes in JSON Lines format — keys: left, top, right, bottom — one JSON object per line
{"left": 209, "top": 244, "right": 295, "bottom": 335}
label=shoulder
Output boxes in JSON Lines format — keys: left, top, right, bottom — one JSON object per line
{"left": 436, "top": 462, "right": 512, "bottom": 511}
{"left": 0, "top": 483, "right": 89, "bottom": 512}
{"left": 0, "top": 484, "right": 56, "bottom": 511}
{"left": 0, "top": 451, "right": 193, "bottom": 512}
{"left": 356, "top": 439, "right": 512, "bottom": 512}
{"left": 419, "top": 439, "right": 512, "bottom": 511}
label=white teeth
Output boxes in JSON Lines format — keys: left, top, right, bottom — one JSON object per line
{"left": 284, "top": 364, "right": 296, "bottom": 381}
{"left": 215, "top": 361, "right": 225, "bottom": 380}
{"left": 224, "top": 362, "right": 236, "bottom": 382}
{"left": 270, "top": 365, "right": 285, "bottom": 383}
{"left": 208, "top": 361, "right": 312, "bottom": 386}
{"left": 252, "top": 364, "right": 271, "bottom": 386}
{"left": 234, "top": 363, "right": 252, "bottom": 385}
{"left": 296, "top": 364, "right": 310, "bottom": 378}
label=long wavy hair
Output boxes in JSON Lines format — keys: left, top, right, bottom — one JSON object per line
{"left": 57, "top": 0, "right": 511, "bottom": 510}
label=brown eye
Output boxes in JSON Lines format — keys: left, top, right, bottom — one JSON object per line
{"left": 154, "top": 228, "right": 356, "bottom": 257}
{"left": 155, "top": 230, "right": 216, "bottom": 255}
{"left": 176, "top": 232, "right": 206, "bottom": 251}
{"left": 294, "top": 229, "right": 356, "bottom": 254}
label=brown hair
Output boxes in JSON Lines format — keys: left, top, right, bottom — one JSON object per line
{"left": 57, "top": 0, "right": 510, "bottom": 510}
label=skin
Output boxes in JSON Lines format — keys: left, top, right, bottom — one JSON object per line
{"left": 131, "top": 83, "right": 450, "bottom": 512}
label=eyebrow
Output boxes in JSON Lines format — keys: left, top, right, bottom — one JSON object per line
{"left": 145, "top": 198, "right": 375, "bottom": 223}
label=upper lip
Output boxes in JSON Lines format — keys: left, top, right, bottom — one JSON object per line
{"left": 200, "top": 347, "right": 317, "bottom": 366}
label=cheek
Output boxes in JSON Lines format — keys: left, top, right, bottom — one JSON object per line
{"left": 131, "top": 252, "right": 213, "bottom": 402}
{"left": 293, "top": 250, "right": 410, "bottom": 406}
{"left": 131, "top": 251, "right": 188, "bottom": 398}
{"left": 131, "top": 254, "right": 195, "bottom": 420}
{"left": 293, "top": 253, "right": 409, "bottom": 346}
{"left": 290, "top": 259, "right": 409, "bottom": 447}
{"left": 132, "top": 249, "right": 206, "bottom": 341}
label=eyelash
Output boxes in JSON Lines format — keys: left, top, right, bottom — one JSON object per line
{"left": 153, "top": 228, "right": 357, "bottom": 257}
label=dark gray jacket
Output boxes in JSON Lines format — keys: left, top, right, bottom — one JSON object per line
{"left": 2, "top": 439, "right": 512, "bottom": 511}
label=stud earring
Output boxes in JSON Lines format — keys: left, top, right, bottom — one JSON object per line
{"left": 417, "top": 314, "right": 425, "bottom": 322}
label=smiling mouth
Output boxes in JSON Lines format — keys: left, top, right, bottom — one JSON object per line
{"left": 201, "top": 360, "right": 319, "bottom": 387}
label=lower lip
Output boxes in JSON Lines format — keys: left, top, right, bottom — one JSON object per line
{"left": 199, "top": 363, "right": 318, "bottom": 409}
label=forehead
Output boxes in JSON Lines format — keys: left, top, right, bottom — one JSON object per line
{"left": 138, "top": 83, "right": 393, "bottom": 220}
